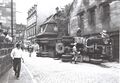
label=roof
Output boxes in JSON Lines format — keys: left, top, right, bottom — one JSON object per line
{"left": 40, "top": 15, "right": 56, "bottom": 26}
{"left": 37, "top": 14, "right": 58, "bottom": 38}
{"left": 36, "top": 32, "right": 57, "bottom": 38}
{"left": 37, "top": 32, "right": 57, "bottom": 36}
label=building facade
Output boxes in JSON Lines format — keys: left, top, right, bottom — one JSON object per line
{"left": 69, "top": 0, "right": 119, "bottom": 36}
{"left": 15, "top": 24, "right": 26, "bottom": 42}
{"left": 26, "top": 4, "right": 37, "bottom": 42}
{"left": 0, "top": 0, "right": 16, "bottom": 34}
{"left": 36, "top": 8, "right": 71, "bottom": 58}
{"left": 69, "top": 0, "right": 119, "bottom": 61}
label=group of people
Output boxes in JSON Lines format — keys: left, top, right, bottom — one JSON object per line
{"left": 0, "top": 29, "right": 12, "bottom": 43}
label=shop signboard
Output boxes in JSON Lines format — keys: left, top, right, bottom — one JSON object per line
{"left": 62, "top": 36, "right": 74, "bottom": 43}
{"left": 74, "top": 37, "right": 86, "bottom": 45}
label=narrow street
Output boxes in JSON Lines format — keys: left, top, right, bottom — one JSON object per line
{"left": 22, "top": 51, "right": 119, "bottom": 83}
{"left": 0, "top": 0, "right": 120, "bottom": 83}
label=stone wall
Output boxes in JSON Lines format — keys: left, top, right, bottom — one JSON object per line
{"left": 0, "top": 43, "right": 13, "bottom": 78}
{"left": 69, "top": 0, "right": 120, "bottom": 36}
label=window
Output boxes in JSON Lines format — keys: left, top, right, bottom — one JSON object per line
{"left": 88, "top": 8, "right": 96, "bottom": 26}
{"left": 79, "top": 12, "right": 84, "bottom": 31}
{"left": 101, "top": 4, "right": 110, "bottom": 22}
{"left": 100, "top": 3, "right": 110, "bottom": 29}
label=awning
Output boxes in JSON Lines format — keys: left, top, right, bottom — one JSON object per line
{"left": 27, "top": 35, "right": 36, "bottom": 40}
{"left": 35, "top": 38, "right": 60, "bottom": 44}
{"left": 36, "top": 32, "right": 57, "bottom": 38}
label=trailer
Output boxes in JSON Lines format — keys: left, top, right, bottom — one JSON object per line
{"left": 82, "top": 37, "right": 111, "bottom": 64}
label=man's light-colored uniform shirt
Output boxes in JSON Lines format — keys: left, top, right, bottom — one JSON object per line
{"left": 11, "top": 48, "right": 23, "bottom": 59}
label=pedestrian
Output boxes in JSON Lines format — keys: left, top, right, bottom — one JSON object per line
{"left": 33, "top": 42, "right": 39, "bottom": 52}
{"left": 73, "top": 43, "right": 83, "bottom": 63}
{"left": 28, "top": 45, "right": 33, "bottom": 57}
{"left": 11, "top": 43, "right": 24, "bottom": 79}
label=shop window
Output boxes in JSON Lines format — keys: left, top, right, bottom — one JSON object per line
{"left": 101, "top": 4, "right": 110, "bottom": 22}
{"left": 79, "top": 12, "right": 84, "bottom": 32}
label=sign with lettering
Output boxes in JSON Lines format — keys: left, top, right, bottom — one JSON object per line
{"left": 74, "top": 37, "right": 86, "bottom": 45}
{"left": 62, "top": 36, "right": 74, "bottom": 43}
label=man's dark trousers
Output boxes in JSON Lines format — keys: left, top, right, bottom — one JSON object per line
{"left": 13, "top": 58, "right": 21, "bottom": 78}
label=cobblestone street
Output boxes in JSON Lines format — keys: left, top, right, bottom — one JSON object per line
{"left": 23, "top": 51, "right": 119, "bottom": 83}
{"left": 0, "top": 0, "right": 120, "bottom": 83}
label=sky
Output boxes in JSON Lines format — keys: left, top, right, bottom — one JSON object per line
{"left": 15, "top": 0, "right": 73, "bottom": 25}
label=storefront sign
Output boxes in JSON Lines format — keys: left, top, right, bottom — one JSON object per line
{"left": 74, "top": 37, "right": 86, "bottom": 44}
{"left": 62, "top": 36, "right": 74, "bottom": 43}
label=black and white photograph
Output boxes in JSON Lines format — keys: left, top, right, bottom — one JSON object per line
{"left": 0, "top": 0, "right": 119, "bottom": 83}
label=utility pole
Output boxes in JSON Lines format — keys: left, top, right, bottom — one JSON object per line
{"left": 11, "top": 0, "right": 13, "bottom": 41}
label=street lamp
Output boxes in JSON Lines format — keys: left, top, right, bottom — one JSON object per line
{"left": 11, "top": 0, "right": 13, "bottom": 41}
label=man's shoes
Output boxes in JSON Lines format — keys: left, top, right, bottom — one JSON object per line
{"left": 16, "top": 75, "right": 19, "bottom": 80}
{"left": 16, "top": 77, "right": 19, "bottom": 80}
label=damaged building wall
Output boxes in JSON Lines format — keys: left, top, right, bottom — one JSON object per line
{"left": 69, "top": 0, "right": 120, "bottom": 36}
{"left": 69, "top": 0, "right": 82, "bottom": 36}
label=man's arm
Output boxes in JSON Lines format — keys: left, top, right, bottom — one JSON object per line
{"left": 21, "top": 50, "right": 24, "bottom": 63}
{"left": 11, "top": 49, "right": 15, "bottom": 59}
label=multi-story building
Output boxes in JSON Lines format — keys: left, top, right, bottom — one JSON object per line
{"left": 0, "top": 0, "right": 16, "bottom": 34}
{"left": 15, "top": 23, "right": 26, "bottom": 42}
{"left": 69, "top": 0, "right": 119, "bottom": 61}
{"left": 26, "top": 4, "right": 37, "bottom": 42}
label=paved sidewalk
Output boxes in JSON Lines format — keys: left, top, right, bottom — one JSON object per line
{"left": 8, "top": 64, "right": 33, "bottom": 83}
{"left": 0, "top": 70, "right": 10, "bottom": 83}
